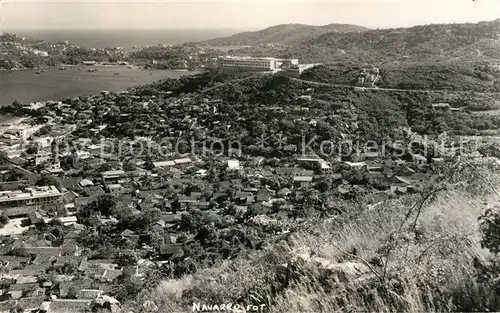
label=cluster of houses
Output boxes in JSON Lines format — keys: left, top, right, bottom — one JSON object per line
{"left": 357, "top": 67, "right": 380, "bottom": 87}
{"left": 0, "top": 70, "right": 489, "bottom": 312}
{"left": 0, "top": 144, "right": 489, "bottom": 312}
{"left": 140, "top": 44, "right": 221, "bottom": 70}
{"left": 0, "top": 166, "right": 130, "bottom": 311}
{"left": 0, "top": 231, "right": 125, "bottom": 312}
{"left": 1, "top": 32, "right": 131, "bottom": 71}
{"left": 0, "top": 39, "right": 49, "bottom": 59}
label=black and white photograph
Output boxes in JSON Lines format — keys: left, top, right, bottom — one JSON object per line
{"left": 1, "top": 0, "right": 500, "bottom": 312}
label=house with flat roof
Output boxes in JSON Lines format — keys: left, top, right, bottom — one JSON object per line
{"left": 153, "top": 160, "right": 175, "bottom": 168}
{"left": 34, "top": 151, "right": 52, "bottom": 166}
{"left": 345, "top": 161, "right": 368, "bottom": 169}
{"left": 293, "top": 176, "right": 313, "bottom": 188}
{"left": 49, "top": 299, "right": 92, "bottom": 313}
{"left": 154, "top": 158, "right": 192, "bottom": 168}
{"left": 77, "top": 289, "right": 103, "bottom": 299}
{"left": 101, "top": 170, "right": 127, "bottom": 181}
{"left": 107, "top": 183, "right": 124, "bottom": 195}
{"left": 0, "top": 185, "right": 62, "bottom": 209}
{"left": 431, "top": 103, "right": 451, "bottom": 110}
{"left": 227, "top": 160, "right": 242, "bottom": 171}
{"left": 173, "top": 158, "right": 192, "bottom": 166}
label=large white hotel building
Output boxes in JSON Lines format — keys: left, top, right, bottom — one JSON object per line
{"left": 218, "top": 56, "right": 299, "bottom": 72}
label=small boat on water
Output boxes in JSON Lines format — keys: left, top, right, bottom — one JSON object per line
{"left": 58, "top": 66, "right": 66, "bottom": 70}
{"left": 114, "top": 72, "right": 120, "bottom": 75}
{"left": 127, "top": 66, "right": 133, "bottom": 69}
{"left": 35, "top": 71, "right": 41, "bottom": 74}
{"left": 87, "top": 68, "right": 98, "bottom": 72}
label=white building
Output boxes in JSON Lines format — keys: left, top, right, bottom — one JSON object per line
{"left": 0, "top": 124, "right": 42, "bottom": 143}
{"left": 0, "top": 185, "right": 62, "bottom": 208}
{"left": 153, "top": 158, "right": 192, "bottom": 168}
{"left": 276, "top": 58, "right": 299, "bottom": 68}
{"left": 227, "top": 160, "right": 242, "bottom": 171}
{"left": 319, "top": 160, "right": 333, "bottom": 175}
{"left": 35, "top": 152, "right": 52, "bottom": 166}
{"left": 34, "top": 136, "right": 54, "bottom": 148}
{"left": 101, "top": 170, "right": 127, "bottom": 181}
{"left": 44, "top": 216, "right": 78, "bottom": 226}
{"left": 0, "top": 142, "right": 23, "bottom": 158}
{"left": 73, "top": 150, "right": 91, "bottom": 161}
{"left": 107, "top": 184, "right": 124, "bottom": 195}
{"left": 153, "top": 160, "right": 175, "bottom": 168}
{"left": 173, "top": 158, "right": 192, "bottom": 167}
{"left": 219, "top": 56, "right": 277, "bottom": 71}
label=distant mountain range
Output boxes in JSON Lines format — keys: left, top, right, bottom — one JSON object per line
{"left": 307, "top": 19, "right": 500, "bottom": 61}
{"left": 200, "top": 19, "right": 500, "bottom": 63}
{"left": 200, "top": 23, "right": 368, "bottom": 46}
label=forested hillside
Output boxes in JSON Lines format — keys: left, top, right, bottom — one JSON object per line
{"left": 220, "top": 19, "right": 500, "bottom": 63}
{"left": 200, "top": 23, "right": 368, "bottom": 46}
{"left": 309, "top": 19, "right": 500, "bottom": 61}
{"left": 301, "top": 61, "right": 500, "bottom": 92}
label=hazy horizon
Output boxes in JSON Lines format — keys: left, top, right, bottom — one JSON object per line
{"left": 3, "top": 16, "right": 500, "bottom": 32}
{"left": 0, "top": 28, "right": 247, "bottom": 48}
{"left": 3, "top": 17, "right": 500, "bottom": 35}
{"left": 2, "top": 0, "right": 499, "bottom": 31}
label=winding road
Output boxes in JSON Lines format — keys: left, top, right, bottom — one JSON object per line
{"left": 200, "top": 71, "right": 500, "bottom": 96}
{"left": 283, "top": 75, "right": 500, "bottom": 95}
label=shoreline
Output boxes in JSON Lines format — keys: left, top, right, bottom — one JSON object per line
{"left": 1, "top": 68, "right": 203, "bottom": 106}
{"left": 0, "top": 63, "right": 205, "bottom": 72}
{"left": 0, "top": 114, "right": 28, "bottom": 125}
{"left": 0, "top": 64, "right": 132, "bottom": 72}
{"left": 0, "top": 67, "right": 50, "bottom": 72}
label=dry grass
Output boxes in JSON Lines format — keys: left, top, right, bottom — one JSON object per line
{"left": 270, "top": 190, "right": 496, "bottom": 313}
{"left": 129, "top": 182, "right": 499, "bottom": 313}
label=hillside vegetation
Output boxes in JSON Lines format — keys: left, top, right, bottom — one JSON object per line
{"left": 128, "top": 160, "right": 500, "bottom": 313}
{"left": 5, "top": 70, "right": 495, "bottom": 312}
{"left": 200, "top": 23, "right": 368, "bottom": 47}
{"left": 0, "top": 33, "right": 129, "bottom": 70}
{"left": 131, "top": 72, "right": 500, "bottom": 137}
{"left": 308, "top": 19, "right": 500, "bottom": 62}
{"left": 219, "top": 19, "right": 500, "bottom": 63}
{"left": 301, "top": 61, "right": 500, "bottom": 92}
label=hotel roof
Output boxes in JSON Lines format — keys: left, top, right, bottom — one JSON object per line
{"left": 221, "top": 56, "right": 276, "bottom": 61}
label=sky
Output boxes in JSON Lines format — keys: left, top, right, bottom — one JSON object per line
{"left": 1, "top": 0, "right": 500, "bottom": 30}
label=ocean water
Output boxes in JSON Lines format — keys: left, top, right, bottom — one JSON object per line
{"left": 0, "top": 28, "right": 231, "bottom": 108}
{"left": 0, "top": 66, "right": 200, "bottom": 105}
{"left": 4, "top": 28, "right": 246, "bottom": 49}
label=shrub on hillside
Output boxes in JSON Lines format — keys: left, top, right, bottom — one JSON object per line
{"left": 476, "top": 207, "right": 500, "bottom": 309}
{"left": 0, "top": 213, "right": 9, "bottom": 228}
{"left": 479, "top": 207, "right": 500, "bottom": 254}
